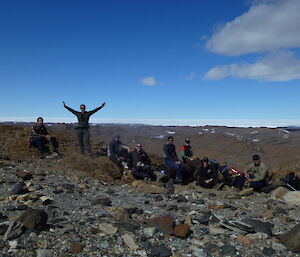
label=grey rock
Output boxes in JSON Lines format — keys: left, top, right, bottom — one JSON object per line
{"left": 277, "top": 223, "right": 300, "bottom": 252}
{"left": 220, "top": 244, "right": 236, "bottom": 255}
{"left": 262, "top": 247, "right": 275, "bottom": 256}
{"left": 242, "top": 219, "right": 274, "bottom": 236}
{"left": 36, "top": 249, "right": 53, "bottom": 257}
{"left": 149, "top": 244, "right": 172, "bottom": 257}
{"left": 11, "top": 182, "right": 25, "bottom": 195}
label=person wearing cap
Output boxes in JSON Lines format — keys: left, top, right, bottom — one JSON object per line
{"left": 195, "top": 157, "right": 219, "bottom": 188}
{"left": 235, "top": 154, "right": 268, "bottom": 190}
{"left": 128, "top": 143, "right": 156, "bottom": 181}
{"left": 107, "top": 135, "right": 130, "bottom": 177}
{"left": 29, "top": 117, "right": 59, "bottom": 159}
{"left": 63, "top": 101, "right": 106, "bottom": 155}
{"left": 180, "top": 138, "right": 194, "bottom": 163}
{"left": 163, "top": 136, "right": 184, "bottom": 183}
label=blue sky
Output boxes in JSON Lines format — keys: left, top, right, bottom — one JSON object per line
{"left": 1, "top": 0, "right": 300, "bottom": 126}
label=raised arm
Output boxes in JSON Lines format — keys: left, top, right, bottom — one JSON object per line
{"left": 62, "top": 101, "right": 78, "bottom": 115}
{"left": 88, "top": 102, "right": 106, "bottom": 115}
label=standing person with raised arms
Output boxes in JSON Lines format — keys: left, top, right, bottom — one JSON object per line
{"left": 63, "top": 101, "right": 106, "bottom": 155}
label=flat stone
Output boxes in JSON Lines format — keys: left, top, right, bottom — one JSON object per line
{"left": 242, "top": 219, "right": 274, "bottom": 236}
{"left": 122, "top": 233, "right": 139, "bottom": 250}
{"left": 248, "top": 232, "right": 269, "bottom": 240}
{"left": 225, "top": 194, "right": 242, "bottom": 200}
{"left": 136, "top": 183, "right": 167, "bottom": 194}
{"left": 208, "top": 203, "right": 224, "bottom": 210}
{"left": 174, "top": 224, "right": 190, "bottom": 238}
{"left": 208, "top": 226, "right": 227, "bottom": 235}
{"left": 92, "top": 197, "right": 111, "bottom": 206}
{"left": 239, "top": 188, "right": 253, "bottom": 196}
{"left": 98, "top": 223, "right": 118, "bottom": 235}
{"left": 15, "top": 171, "right": 32, "bottom": 180}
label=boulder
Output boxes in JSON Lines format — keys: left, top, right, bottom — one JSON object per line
{"left": 147, "top": 215, "right": 174, "bottom": 234}
{"left": 277, "top": 223, "right": 300, "bottom": 252}
{"left": 270, "top": 186, "right": 289, "bottom": 200}
{"left": 283, "top": 191, "right": 300, "bottom": 205}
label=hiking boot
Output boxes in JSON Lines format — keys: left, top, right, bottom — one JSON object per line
{"left": 143, "top": 177, "right": 151, "bottom": 184}
{"left": 175, "top": 177, "right": 183, "bottom": 184}
{"left": 166, "top": 178, "right": 175, "bottom": 194}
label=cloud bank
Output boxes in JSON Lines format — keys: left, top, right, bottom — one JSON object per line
{"left": 205, "top": 0, "right": 300, "bottom": 82}
{"left": 206, "top": 0, "right": 300, "bottom": 56}
{"left": 205, "top": 51, "right": 300, "bottom": 81}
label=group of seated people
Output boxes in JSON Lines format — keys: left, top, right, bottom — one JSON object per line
{"left": 106, "top": 135, "right": 269, "bottom": 191}
{"left": 29, "top": 118, "right": 268, "bottom": 192}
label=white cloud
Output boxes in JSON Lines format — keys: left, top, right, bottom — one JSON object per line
{"left": 205, "top": 51, "right": 300, "bottom": 81}
{"left": 206, "top": 0, "right": 300, "bottom": 56}
{"left": 140, "top": 76, "right": 157, "bottom": 86}
{"left": 184, "top": 72, "right": 196, "bottom": 80}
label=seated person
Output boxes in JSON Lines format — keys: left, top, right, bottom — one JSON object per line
{"left": 195, "top": 157, "right": 219, "bottom": 188}
{"left": 29, "top": 117, "right": 59, "bottom": 159}
{"left": 128, "top": 144, "right": 156, "bottom": 181}
{"left": 163, "top": 136, "right": 184, "bottom": 183}
{"left": 235, "top": 154, "right": 268, "bottom": 191}
{"left": 107, "top": 135, "right": 130, "bottom": 177}
{"left": 180, "top": 138, "right": 194, "bottom": 163}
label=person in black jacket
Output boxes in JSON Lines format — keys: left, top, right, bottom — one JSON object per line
{"left": 107, "top": 135, "right": 130, "bottom": 177}
{"left": 29, "top": 117, "right": 59, "bottom": 159}
{"left": 63, "top": 101, "right": 106, "bottom": 155}
{"left": 195, "top": 157, "right": 219, "bottom": 188}
{"left": 128, "top": 144, "right": 156, "bottom": 181}
{"left": 163, "top": 136, "right": 183, "bottom": 183}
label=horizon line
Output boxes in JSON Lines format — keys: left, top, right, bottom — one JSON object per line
{"left": 1, "top": 117, "right": 300, "bottom": 128}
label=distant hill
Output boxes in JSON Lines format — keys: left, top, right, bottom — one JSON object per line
{"left": 1, "top": 123, "right": 300, "bottom": 180}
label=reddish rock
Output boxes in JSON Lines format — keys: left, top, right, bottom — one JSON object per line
{"left": 174, "top": 224, "right": 190, "bottom": 238}
{"left": 236, "top": 234, "right": 253, "bottom": 245}
{"left": 147, "top": 215, "right": 174, "bottom": 234}
{"left": 69, "top": 242, "right": 83, "bottom": 253}
{"left": 15, "top": 171, "right": 32, "bottom": 180}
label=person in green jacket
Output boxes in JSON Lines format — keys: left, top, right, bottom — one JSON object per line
{"left": 235, "top": 154, "right": 268, "bottom": 190}
{"left": 63, "top": 101, "right": 106, "bottom": 155}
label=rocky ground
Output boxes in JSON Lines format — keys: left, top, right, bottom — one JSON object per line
{"left": 0, "top": 158, "right": 299, "bottom": 257}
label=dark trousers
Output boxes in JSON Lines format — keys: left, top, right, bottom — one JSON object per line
{"left": 109, "top": 155, "right": 123, "bottom": 175}
{"left": 30, "top": 136, "right": 58, "bottom": 154}
{"left": 197, "top": 180, "right": 215, "bottom": 188}
{"left": 76, "top": 128, "right": 91, "bottom": 154}
{"left": 131, "top": 165, "right": 156, "bottom": 181}
{"left": 164, "top": 159, "right": 183, "bottom": 180}
{"left": 235, "top": 174, "right": 268, "bottom": 190}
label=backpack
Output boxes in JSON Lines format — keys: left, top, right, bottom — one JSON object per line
{"left": 283, "top": 172, "right": 300, "bottom": 190}
{"left": 220, "top": 165, "right": 242, "bottom": 186}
